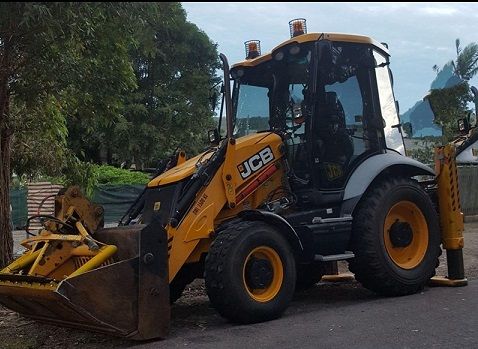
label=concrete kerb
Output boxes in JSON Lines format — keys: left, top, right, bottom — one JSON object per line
{"left": 464, "top": 215, "right": 478, "bottom": 223}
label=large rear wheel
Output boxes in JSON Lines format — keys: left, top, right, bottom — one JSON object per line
{"left": 348, "top": 177, "right": 441, "bottom": 296}
{"left": 205, "top": 220, "right": 296, "bottom": 323}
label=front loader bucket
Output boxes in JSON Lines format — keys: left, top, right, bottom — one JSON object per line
{"left": 0, "top": 218, "right": 170, "bottom": 340}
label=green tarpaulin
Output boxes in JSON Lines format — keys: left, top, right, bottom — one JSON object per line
{"left": 92, "top": 184, "right": 145, "bottom": 224}
{"left": 9, "top": 184, "right": 145, "bottom": 227}
{"left": 10, "top": 188, "right": 27, "bottom": 229}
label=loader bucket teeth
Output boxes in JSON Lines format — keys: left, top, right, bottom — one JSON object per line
{"left": 0, "top": 217, "right": 170, "bottom": 340}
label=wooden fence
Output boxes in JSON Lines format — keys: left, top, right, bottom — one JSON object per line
{"left": 27, "top": 182, "right": 63, "bottom": 230}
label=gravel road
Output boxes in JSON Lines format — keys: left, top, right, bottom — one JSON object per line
{"left": 1, "top": 223, "right": 477, "bottom": 349}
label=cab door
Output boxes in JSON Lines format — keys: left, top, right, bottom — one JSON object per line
{"left": 312, "top": 43, "right": 381, "bottom": 191}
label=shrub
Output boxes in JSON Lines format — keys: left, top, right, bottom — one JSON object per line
{"left": 94, "top": 165, "right": 150, "bottom": 185}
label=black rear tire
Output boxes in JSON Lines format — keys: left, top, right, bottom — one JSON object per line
{"left": 205, "top": 220, "right": 296, "bottom": 324}
{"left": 348, "top": 177, "right": 441, "bottom": 296}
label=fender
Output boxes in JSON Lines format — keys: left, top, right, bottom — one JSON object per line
{"left": 239, "top": 210, "right": 304, "bottom": 255}
{"left": 342, "top": 151, "right": 435, "bottom": 213}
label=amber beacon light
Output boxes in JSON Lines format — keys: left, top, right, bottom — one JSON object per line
{"left": 245, "top": 40, "right": 261, "bottom": 59}
{"left": 289, "top": 18, "right": 307, "bottom": 37}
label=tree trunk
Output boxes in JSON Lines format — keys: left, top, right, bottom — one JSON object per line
{"left": 0, "top": 78, "right": 13, "bottom": 268}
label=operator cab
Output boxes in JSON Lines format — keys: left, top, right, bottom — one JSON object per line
{"left": 228, "top": 21, "right": 404, "bottom": 212}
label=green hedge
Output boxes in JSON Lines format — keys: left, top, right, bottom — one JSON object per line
{"left": 94, "top": 165, "right": 150, "bottom": 185}
{"left": 46, "top": 163, "right": 151, "bottom": 197}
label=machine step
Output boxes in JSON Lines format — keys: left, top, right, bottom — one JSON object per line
{"left": 314, "top": 251, "right": 355, "bottom": 262}
{"left": 311, "top": 215, "right": 353, "bottom": 224}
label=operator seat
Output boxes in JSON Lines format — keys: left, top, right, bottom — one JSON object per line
{"left": 316, "top": 91, "right": 354, "bottom": 187}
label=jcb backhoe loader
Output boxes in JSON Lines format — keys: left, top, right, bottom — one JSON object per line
{"left": 0, "top": 19, "right": 467, "bottom": 340}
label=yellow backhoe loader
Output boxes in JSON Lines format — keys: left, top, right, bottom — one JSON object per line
{"left": 0, "top": 19, "right": 467, "bottom": 340}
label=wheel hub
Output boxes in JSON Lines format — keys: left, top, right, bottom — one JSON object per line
{"left": 389, "top": 220, "right": 413, "bottom": 248}
{"left": 245, "top": 257, "right": 273, "bottom": 289}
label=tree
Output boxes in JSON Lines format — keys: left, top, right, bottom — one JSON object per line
{"left": 0, "top": 3, "right": 138, "bottom": 267}
{"left": 430, "top": 39, "right": 478, "bottom": 143}
{"left": 428, "top": 82, "right": 472, "bottom": 141}
{"left": 452, "top": 39, "right": 478, "bottom": 81}
{"left": 67, "top": 3, "right": 220, "bottom": 168}
{"left": 11, "top": 96, "right": 68, "bottom": 179}
{"left": 402, "top": 122, "right": 413, "bottom": 138}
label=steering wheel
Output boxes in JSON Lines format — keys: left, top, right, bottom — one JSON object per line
{"left": 25, "top": 215, "right": 75, "bottom": 236}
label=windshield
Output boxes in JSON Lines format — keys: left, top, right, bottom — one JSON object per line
{"left": 231, "top": 43, "right": 314, "bottom": 137}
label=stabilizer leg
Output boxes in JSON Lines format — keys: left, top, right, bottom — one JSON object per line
{"left": 430, "top": 145, "right": 467, "bottom": 287}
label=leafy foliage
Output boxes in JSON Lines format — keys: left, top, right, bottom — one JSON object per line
{"left": 68, "top": 3, "right": 220, "bottom": 168}
{"left": 0, "top": 3, "right": 157, "bottom": 265}
{"left": 60, "top": 158, "right": 98, "bottom": 198}
{"left": 1, "top": 2, "right": 219, "bottom": 265}
{"left": 11, "top": 94, "right": 68, "bottom": 178}
{"left": 94, "top": 165, "right": 150, "bottom": 185}
{"left": 427, "top": 82, "right": 472, "bottom": 142}
{"left": 452, "top": 39, "right": 478, "bottom": 81}
{"left": 429, "top": 39, "right": 478, "bottom": 143}
{"left": 2, "top": 3, "right": 139, "bottom": 177}
{"left": 406, "top": 137, "right": 440, "bottom": 165}
{"left": 48, "top": 162, "right": 149, "bottom": 198}
{"left": 402, "top": 122, "right": 413, "bottom": 137}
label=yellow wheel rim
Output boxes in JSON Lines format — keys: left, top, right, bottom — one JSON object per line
{"left": 384, "top": 201, "right": 429, "bottom": 269}
{"left": 243, "top": 246, "right": 283, "bottom": 303}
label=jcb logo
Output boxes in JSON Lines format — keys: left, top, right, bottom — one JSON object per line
{"left": 237, "top": 146, "right": 275, "bottom": 179}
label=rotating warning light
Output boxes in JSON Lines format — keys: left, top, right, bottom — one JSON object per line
{"left": 289, "top": 18, "right": 307, "bottom": 38}
{"left": 245, "top": 40, "right": 261, "bottom": 59}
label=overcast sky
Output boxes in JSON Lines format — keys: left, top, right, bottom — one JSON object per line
{"left": 182, "top": 2, "right": 478, "bottom": 113}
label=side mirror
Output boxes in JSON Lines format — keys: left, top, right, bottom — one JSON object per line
{"left": 208, "top": 128, "right": 220, "bottom": 145}
{"left": 471, "top": 86, "right": 478, "bottom": 115}
{"left": 469, "top": 112, "right": 477, "bottom": 128}
{"left": 458, "top": 118, "right": 470, "bottom": 135}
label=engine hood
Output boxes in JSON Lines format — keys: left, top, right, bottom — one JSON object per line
{"left": 147, "top": 132, "right": 281, "bottom": 187}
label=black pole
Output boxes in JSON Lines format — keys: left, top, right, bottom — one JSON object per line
{"left": 447, "top": 249, "right": 465, "bottom": 280}
{"left": 471, "top": 86, "right": 478, "bottom": 115}
{"left": 219, "top": 53, "right": 234, "bottom": 139}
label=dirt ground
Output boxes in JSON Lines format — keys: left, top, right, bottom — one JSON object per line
{"left": 1, "top": 223, "right": 478, "bottom": 349}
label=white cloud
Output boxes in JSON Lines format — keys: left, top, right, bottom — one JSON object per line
{"left": 182, "top": 2, "right": 478, "bottom": 111}
{"left": 352, "top": 3, "right": 409, "bottom": 14}
{"left": 423, "top": 45, "right": 453, "bottom": 52}
{"left": 418, "top": 7, "right": 458, "bottom": 16}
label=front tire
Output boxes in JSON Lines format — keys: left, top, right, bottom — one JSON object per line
{"left": 348, "top": 177, "right": 441, "bottom": 296}
{"left": 205, "top": 220, "right": 296, "bottom": 324}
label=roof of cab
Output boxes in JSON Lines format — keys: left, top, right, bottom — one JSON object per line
{"left": 231, "top": 32, "right": 389, "bottom": 69}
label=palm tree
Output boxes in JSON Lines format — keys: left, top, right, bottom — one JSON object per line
{"left": 427, "top": 39, "right": 478, "bottom": 142}
{"left": 452, "top": 38, "right": 478, "bottom": 81}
